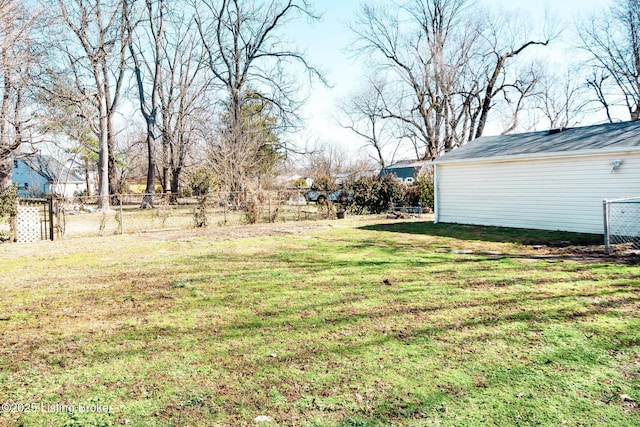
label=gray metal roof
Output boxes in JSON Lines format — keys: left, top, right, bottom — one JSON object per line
{"left": 383, "top": 159, "right": 431, "bottom": 169}
{"left": 22, "top": 155, "right": 85, "bottom": 183}
{"left": 435, "top": 121, "right": 640, "bottom": 163}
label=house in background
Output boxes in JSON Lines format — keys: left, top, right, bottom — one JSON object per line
{"left": 433, "top": 121, "right": 640, "bottom": 235}
{"left": 13, "top": 154, "right": 87, "bottom": 198}
{"left": 380, "top": 159, "right": 430, "bottom": 183}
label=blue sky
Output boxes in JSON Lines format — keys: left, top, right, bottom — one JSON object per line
{"left": 289, "top": 0, "right": 614, "bottom": 160}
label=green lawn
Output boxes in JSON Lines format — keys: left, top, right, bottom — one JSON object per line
{"left": 0, "top": 217, "right": 638, "bottom": 426}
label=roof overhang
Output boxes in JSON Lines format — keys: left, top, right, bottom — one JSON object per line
{"left": 433, "top": 146, "right": 640, "bottom": 166}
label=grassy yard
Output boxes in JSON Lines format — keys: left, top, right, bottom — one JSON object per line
{"left": 0, "top": 216, "right": 638, "bottom": 426}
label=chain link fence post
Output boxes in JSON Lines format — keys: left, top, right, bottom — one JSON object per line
{"left": 120, "top": 196, "right": 124, "bottom": 235}
{"left": 603, "top": 196, "right": 640, "bottom": 253}
{"left": 603, "top": 199, "right": 610, "bottom": 253}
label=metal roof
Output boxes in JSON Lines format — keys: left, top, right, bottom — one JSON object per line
{"left": 383, "top": 159, "right": 431, "bottom": 169}
{"left": 435, "top": 121, "right": 640, "bottom": 163}
{"left": 21, "top": 155, "right": 85, "bottom": 183}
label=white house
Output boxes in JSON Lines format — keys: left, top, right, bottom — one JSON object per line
{"left": 433, "top": 121, "right": 640, "bottom": 234}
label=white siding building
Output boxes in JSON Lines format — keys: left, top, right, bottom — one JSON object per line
{"left": 433, "top": 121, "right": 640, "bottom": 234}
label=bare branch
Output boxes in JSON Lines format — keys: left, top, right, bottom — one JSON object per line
{"left": 193, "top": 0, "right": 326, "bottom": 191}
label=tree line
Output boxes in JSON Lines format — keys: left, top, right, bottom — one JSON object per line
{"left": 0, "top": 0, "right": 638, "bottom": 210}
{"left": 340, "top": 0, "right": 640, "bottom": 168}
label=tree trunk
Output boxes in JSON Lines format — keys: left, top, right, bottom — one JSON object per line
{"left": 96, "top": 76, "right": 110, "bottom": 211}
{"left": 162, "top": 131, "right": 170, "bottom": 195}
{"left": 170, "top": 167, "right": 180, "bottom": 204}
{"left": 107, "top": 117, "right": 119, "bottom": 198}
{"left": 97, "top": 137, "right": 110, "bottom": 211}
{"left": 140, "top": 120, "right": 156, "bottom": 209}
{"left": 0, "top": 154, "right": 11, "bottom": 189}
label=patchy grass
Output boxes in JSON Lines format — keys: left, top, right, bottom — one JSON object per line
{"left": 0, "top": 216, "right": 638, "bottom": 426}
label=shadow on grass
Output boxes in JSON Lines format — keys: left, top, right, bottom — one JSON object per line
{"left": 4, "top": 243, "right": 638, "bottom": 425}
{"left": 359, "top": 221, "right": 603, "bottom": 247}
{"left": 3, "top": 221, "right": 634, "bottom": 423}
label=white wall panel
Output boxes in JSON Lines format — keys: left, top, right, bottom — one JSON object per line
{"left": 437, "top": 153, "right": 640, "bottom": 234}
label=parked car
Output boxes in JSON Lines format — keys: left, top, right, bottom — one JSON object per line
{"left": 304, "top": 188, "right": 352, "bottom": 205}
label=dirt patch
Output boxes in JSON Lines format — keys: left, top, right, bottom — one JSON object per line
{"left": 540, "top": 245, "right": 640, "bottom": 265}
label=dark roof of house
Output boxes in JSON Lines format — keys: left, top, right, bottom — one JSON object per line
{"left": 383, "top": 159, "right": 431, "bottom": 170}
{"left": 21, "top": 155, "right": 84, "bottom": 183}
{"left": 435, "top": 120, "right": 640, "bottom": 163}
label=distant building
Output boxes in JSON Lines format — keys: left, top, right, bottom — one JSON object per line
{"left": 380, "top": 159, "right": 431, "bottom": 183}
{"left": 13, "top": 154, "right": 86, "bottom": 198}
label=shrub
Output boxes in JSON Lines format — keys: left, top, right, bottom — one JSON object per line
{"left": 245, "top": 195, "right": 260, "bottom": 224}
{"left": 193, "top": 195, "right": 208, "bottom": 228}
{"left": 346, "top": 175, "right": 405, "bottom": 214}
{"left": 416, "top": 167, "right": 435, "bottom": 209}
{"left": 404, "top": 184, "right": 421, "bottom": 207}
{"left": 0, "top": 183, "right": 18, "bottom": 220}
{"left": 186, "top": 168, "right": 217, "bottom": 197}
{"left": 311, "top": 175, "right": 338, "bottom": 192}
{"left": 0, "top": 184, "right": 17, "bottom": 242}
{"left": 292, "top": 178, "right": 308, "bottom": 188}
{"left": 0, "top": 228, "right": 10, "bottom": 242}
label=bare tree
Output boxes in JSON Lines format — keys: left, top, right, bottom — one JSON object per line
{"left": 350, "top": 0, "right": 473, "bottom": 159}
{"left": 47, "top": 0, "right": 129, "bottom": 210}
{"left": 578, "top": 0, "right": 640, "bottom": 121}
{"left": 158, "top": 9, "right": 209, "bottom": 202}
{"left": 498, "top": 63, "right": 543, "bottom": 134}
{"left": 470, "top": 14, "right": 550, "bottom": 139}
{"left": 303, "top": 142, "right": 347, "bottom": 192}
{"left": 0, "top": 0, "right": 40, "bottom": 189}
{"left": 206, "top": 93, "right": 284, "bottom": 195}
{"left": 37, "top": 85, "right": 99, "bottom": 196}
{"left": 193, "top": 0, "right": 325, "bottom": 193}
{"left": 127, "top": 1, "right": 211, "bottom": 205}
{"left": 337, "top": 77, "right": 400, "bottom": 168}
{"left": 534, "top": 69, "right": 586, "bottom": 130}
{"left": 350, "top": 0, "right": 550, "bottom": 160}
{"left": 585, "top": 70, "right": 615, "bottom": 124}
{"left": 126, "top": 0, "right": 164, "bottom": 208}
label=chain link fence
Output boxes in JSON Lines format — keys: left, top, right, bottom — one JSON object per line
{"left": 603, "top": 197, "right": 640, "bottom": 253}
{"left": 56, "top": 190, "right": 341, "bottom": 239}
